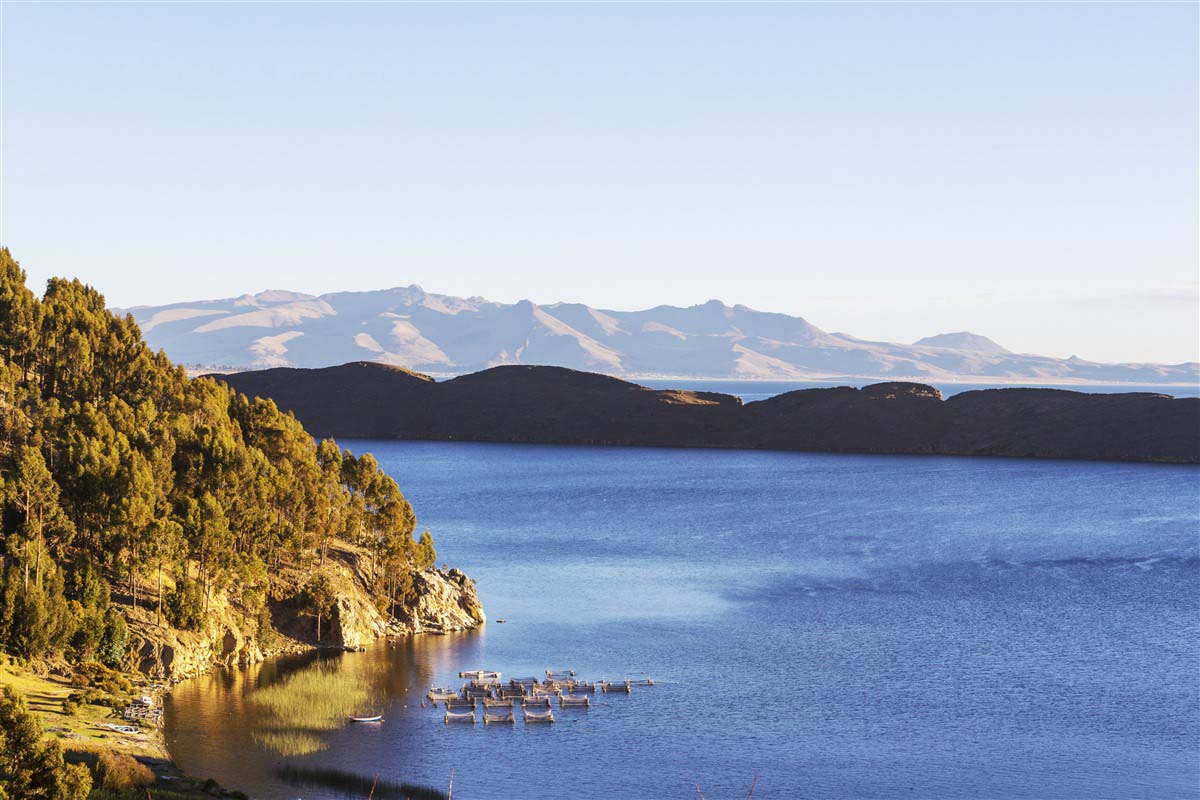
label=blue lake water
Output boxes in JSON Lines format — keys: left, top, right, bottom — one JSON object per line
{"left": 165, "top": 443, "right": 1200, "bottom": 799}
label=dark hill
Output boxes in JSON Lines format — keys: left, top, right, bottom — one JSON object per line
{"left": 213, "top": 362, "right": 1200, "bottom": 464}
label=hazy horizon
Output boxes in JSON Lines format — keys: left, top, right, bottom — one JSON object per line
{"left": 1, "top": 3, "right": 1196, "bottom": 363}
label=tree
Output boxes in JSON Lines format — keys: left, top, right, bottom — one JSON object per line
{"left": 303, "top": 574, "right": 336, "bottom": 643}
{"left": 114, "top": 450, "right": 156, "bottom": 611}
{"left": 63, "top": 553, "right": 109, "bottom": 610}
{"left": 314, "top": 439, "right": 345, "bottom": 566}
{"left": 97, "top": 606, "right": 127, "bottom": 668}
{"left": 0, "top": 686, "right": 92, "bottom": 800}
{"left": 182, "top": 493, "right": 231, "bottom": 611}
{"left": 144, "top": 515, "right": 184, "bottom": 625}
{"left": 8, "top": 583, "right": 50, "bottom": 658}
{"left": 163, "top": 577, "right": 204, "bottom": 632}
{"left": 0, "top": 249, "right": 38, "bottom": 383}
{"left": 10, "top": 446, "right": 70, "bottom": 590}
{"left": 0, "top": 251, "right": 454, "bottom": 667}
{"left": 416, "top": 530, "right": 437, "bottom": 571}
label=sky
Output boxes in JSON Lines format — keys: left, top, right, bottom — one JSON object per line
{"left": 1, "top": 2, "right": 1196, "bottom": 364}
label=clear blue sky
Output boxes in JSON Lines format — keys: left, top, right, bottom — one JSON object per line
{"left": 2, "top": 2, "right": 1196, "bottom": 363}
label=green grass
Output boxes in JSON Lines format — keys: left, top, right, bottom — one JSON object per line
{"left": 0, "top": 658, "right": 162, "bottom": 760}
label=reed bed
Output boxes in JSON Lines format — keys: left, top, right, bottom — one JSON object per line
{"left": 274, "top": 765, "right": 445, "bottom": 800}
{"left": 252, "top": 662, "right": 376, "bottom": 756}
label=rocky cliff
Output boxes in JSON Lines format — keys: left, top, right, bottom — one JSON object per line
{"left": 126, "top": 593, "right": 279, "bottom": 682}
{"left": 214, "top": 362, "right": 1200, "bottom": 464}
{"left": 123, "top": 542, "right": 484, "bottom": 682}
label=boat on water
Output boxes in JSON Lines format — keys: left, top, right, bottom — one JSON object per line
{"left": 349, "top": 714, "right": 383, "bottom": 723}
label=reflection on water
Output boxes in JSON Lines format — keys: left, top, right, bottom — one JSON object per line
{"left": 274, "top": 765, "right": 445, "bottom": 800}
{"left": 251, "top": 659, "right": 379, "bottom": 757}
{"left": 166, "top": 444, "right": 1200, "bottom": 800}
{"left": 165, "top": 631, "right": 484, "bottom": 796}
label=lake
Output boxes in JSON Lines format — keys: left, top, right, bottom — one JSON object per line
{"left": 164, "top": 443, "right": 1200, "bottom": 799}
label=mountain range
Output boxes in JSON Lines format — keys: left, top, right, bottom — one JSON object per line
{"left": 118, "top": 286, "right": 1199, "bottom": 384}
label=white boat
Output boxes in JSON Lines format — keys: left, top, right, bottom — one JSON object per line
{"left": 349, "top": 714, "right": 383, "bottom": 723}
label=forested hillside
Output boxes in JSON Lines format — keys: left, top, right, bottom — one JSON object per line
{"left": 0, "top": 248, "right": 441, "bottom": 671}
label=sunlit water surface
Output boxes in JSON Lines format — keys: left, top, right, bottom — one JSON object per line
{"left": 165, "top": 443, "right": 1199, "bottom": 799}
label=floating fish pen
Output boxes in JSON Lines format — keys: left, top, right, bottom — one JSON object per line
{"left": 523, "top": 708, "right": 555, "bottom": 724}
{"left": 469, "top": 676, "right": 502, "bottom": 688}
{"left": 561, "top": 681, "right": 596, "bottom": 693}
{"left": 600, "top": 680, "right": 633, "bottom": 694}
{"left": 482, "top": 698, "right": 513, "bottom": 708}
{"left": 484, "top": 708, "right": 516, "bottom": 725}
{"left": 431, "top": 667, "right": 653, "bottom": 731}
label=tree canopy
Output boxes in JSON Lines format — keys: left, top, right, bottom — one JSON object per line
{"left": 0, "top": 249, "right": 436, "bottom": 663}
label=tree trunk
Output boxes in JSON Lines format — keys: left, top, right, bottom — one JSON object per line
{"left": 131, "top": 541, "right": 138, "bottom": 612}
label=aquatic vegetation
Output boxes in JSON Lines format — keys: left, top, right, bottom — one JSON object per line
{"left": 251, "top": 661, "right": 377, "bottom": 756}
{"left": 274, "top": 764, "right": 445, "bottom": 800}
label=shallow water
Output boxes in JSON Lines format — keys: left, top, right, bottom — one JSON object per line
{"left": 165, "top": 444, "right": 1200, "bottom": 799}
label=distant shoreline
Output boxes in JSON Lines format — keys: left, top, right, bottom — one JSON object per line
{"left": 213, "top": 362, "right": 1200, "bottom": 465}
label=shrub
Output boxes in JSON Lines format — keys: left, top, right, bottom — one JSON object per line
{"left": 94, "top": 751, "right": 155, "bottom": 790}
{"left": 255, "top": 603, "right": 278, "bottom": 650}
{"left": 61, "top": 697, "right": 79, "bottom": 715}
{"left": 75, "top": 661, "right": 132, "bottom": 695}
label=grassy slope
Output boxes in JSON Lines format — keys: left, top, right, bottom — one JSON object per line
{"left": 0, "top": 658, "right": 237, "bottom": 798}
{"left": 0, "top": 657, "right": 165, "bottom": 760}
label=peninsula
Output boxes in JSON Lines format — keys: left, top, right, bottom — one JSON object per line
{"left": 215, "top": 362, "right": 1200, "bottom": 464}
{"left": 0, "top": 251, "right": 480, "bottom": 798}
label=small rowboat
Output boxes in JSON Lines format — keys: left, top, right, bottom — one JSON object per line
{"left": 349, "top": 714, "right": 383, "bottom": 723}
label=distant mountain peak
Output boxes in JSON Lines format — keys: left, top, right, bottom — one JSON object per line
{"left": 118, "top": 286, "right": 1197, "bottom": 385}
{"left": 235, "top": 289, "right": 316, "bottom": 306}
{"left": 914, "top": 332, "right": 1010, "bottom": 354}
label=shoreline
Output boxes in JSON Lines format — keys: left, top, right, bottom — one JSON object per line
{"left": 216, "top": 363, "right": 1200, "bottom": 465}
{"left": 1, "top": 586, "right": 482, "bottom": 800}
